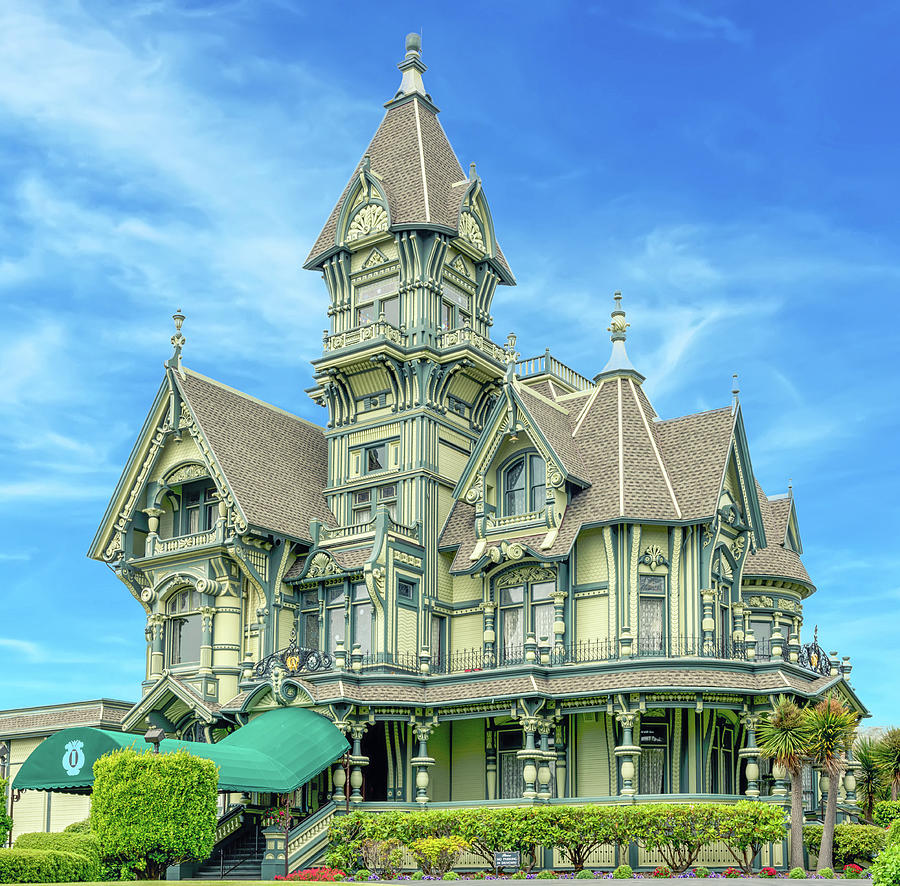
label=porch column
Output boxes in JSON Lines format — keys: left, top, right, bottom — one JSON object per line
{"left": 844, "top": 738, "right": 859, "bottom": 810}
{"left": 615, "top": 712, "right": 641, "bottom": 796}
{"left": 554, "top": 720, "right": 567, "bottom": 797}
{"left": 486, "top": 727, "right": 498, "bottom": 800}
{"left": 481, "top": 601, "right": 496, "bottom": 667}
{"left": 148, "top": 613, "right": 165, "bottom": 678}
{"left": 739, "top": 714, "right": 761, "bottom": 797}
{"left": 349, "top": 724, "right": 368, "bottom": 804}
{"left": 411, "top": 723, "right": 435, "bottom": 805}
{"left": 537, "top": 719, "right": 554, "bottom": 801}
{"left": 518, "top": 715, "right": 540, "bottom": 801}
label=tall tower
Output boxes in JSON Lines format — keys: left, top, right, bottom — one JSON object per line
{"left": 303, "top": 34, "right": 515, "bottom": 663}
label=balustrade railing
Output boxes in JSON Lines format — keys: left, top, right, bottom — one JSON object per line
{"left": 323, "top": 318, "right": 407, "bottom": 353}
{"left": 516, "top": 351, "right": 595, "bottom": 391}
{"left": 255, "top": 634, "right": 842, "bottom": 679}
{"left": 438, "top": 326, "right": 507, "bottom": 363}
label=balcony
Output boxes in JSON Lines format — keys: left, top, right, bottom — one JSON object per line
{"left": 437, "top": 325, "right": 508, "bottom": 364}
{"left": 322, "top": 318, "right": 407, "bottom": 354}
{"left": 264, "top": 634, "right": 846, "bottom": 680}
{"left": 146, "top": 524, "right": 223, "bottom": 557}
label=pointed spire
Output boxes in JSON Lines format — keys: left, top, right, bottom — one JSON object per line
{"left": 167, "top": 309, "right": 186, "bottom": 371}
{"left": 594, "top": 292, "right": 644, "bottom": 382}
{"left": 731, "top": 372, "right": 740, "bottom": 413}
{"left": 391, "top": 32, "right": 430, "bottom": 104}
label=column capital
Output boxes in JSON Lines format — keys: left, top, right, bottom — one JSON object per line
{"left": 616, "top": 711, "right": 640, "bottom": 729}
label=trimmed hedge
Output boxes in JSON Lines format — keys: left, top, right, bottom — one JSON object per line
{"left": 63, "top": 819, "right": 92, "bottom": 835}
{"left": 0, "top": 848, "right": 98, "bottom": 884}
{"left": 876, "top": 802, "right": 900, "bottom": 828}
{"left": 14, "top": 832, "right": 101, "bottom": 866}
{"left": 803, "top": 823, "right": 887, "bottom": 868}
{"left": 872, "top": 844, "right": 900, "bottom": 886}
{"left": 326, "top": 803, "right": 786, "bottom": 874}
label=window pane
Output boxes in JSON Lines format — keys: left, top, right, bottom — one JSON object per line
{"left": 379, "top": 484, "right": 396, "bottom": 499}
{"left": 398, "top": 580, "right": 414, "bottom": 600}
{"left": 638, "top": 574, "right": 666, "bottom": 595}
{"left": 530, "top": 483, "right": 545, "bottom": 512}
{"left": 187, "top": 507, "right": 199, "bottom": 534}
{"left": 302, "top": 591, "right": 318, "bottom": 609}
{"left": 352, "top": 583, "right": 369, "bottom": 602}
{"left": 327, "top": 607, "right": 345, "bottom": 649}
{"left": 353, "top": 603, "right": 373, "bottom": 654}
{"left": 303, "top": 613, "right": 320, "bottom": 650}
{"left": 534, "top": 603, "right": 554, "bottom": 643}
{"left": 357, "top": 303, "right": 376, "bottom": 325}
{"left": 327, "top": 586, "right": 345, "bottom": 604}
{"left": 504, "top": 459, "right": 525, "bottom": 492}
{"left": 501, "top": 586, "right": 524, "bottom": 605}
{"left": 354, "top": 507, "right": 371, "bottom": 524}
{"left": 354, "top": 490, "right": 371, "bottom": 504}
{"left": 443, "top": 282, "right": 470, "bottom": 310}
{"left": 169, "top": 614, "right": 200, "bottom": 665}
{"left": 381, "top": 296, "right": 399, "bottom": 326}
{"left": 502, "top": 607, "right": 523, "bottom": 655}
{"left": 356, "top": 275, "right": 399, "bottom": 303}
{"left": 531, "top": 581, "right": 554, "bottom": 601}
{"left": 441, "top": 301, "right": 454, "bottom": 330}
{"left": 367, "top": 444, "right": 385, "bottom": 472}
{"left": 639, "top": 597, "right": 665, "bottom": 652}
{"left": 431, "top": 615, "right": 443, "bottom": 663}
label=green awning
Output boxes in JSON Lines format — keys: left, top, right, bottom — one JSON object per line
{"left": 12, "top": 707, "right": 349, "bottom": 794}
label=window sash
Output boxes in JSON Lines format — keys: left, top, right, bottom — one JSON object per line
{"left": 353, "top": 602, "right": 373, "bottom": 654}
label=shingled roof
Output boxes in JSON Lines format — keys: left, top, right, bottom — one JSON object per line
{"left": 177, "top": 370, "right": 335, "bottom": 542}
{"left": 745, "top": 485, "right": 813, "bottom": 591}
{"left": 304, "top": 43, "right": 513, "bottom": 281}
{"left": 440, "top": 373, "right": 739, "bottom": 571}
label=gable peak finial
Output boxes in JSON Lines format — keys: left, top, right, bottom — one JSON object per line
{"left": 168, "top": 309, "right": 186, "bottom": 370}
{"left": 788, "top": 478, "right": 793, "bottom": 499}
{"left": 731, "top": 372, "right": 740, "bottom": 412}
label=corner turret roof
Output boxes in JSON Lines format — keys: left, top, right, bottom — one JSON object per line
{"left": 304, "top": 37, "right": 513, "bottom": 282}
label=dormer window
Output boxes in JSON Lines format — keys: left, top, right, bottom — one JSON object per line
{"left": 501, "top": 453, "right": 546, "bottom": 516}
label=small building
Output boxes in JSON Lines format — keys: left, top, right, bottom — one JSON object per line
{"left": 5, "top": 33, "right": 867, "bottom": 873}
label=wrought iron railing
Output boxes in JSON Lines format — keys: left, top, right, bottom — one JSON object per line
{"left": 251, "top": 633, "right": 841, "bottom": 679}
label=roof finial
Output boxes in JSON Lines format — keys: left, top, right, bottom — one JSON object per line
{"left": 788, "top": 478, "right": 793, "bottom": 499}
{"left": 393, "top": 32, "right": 429, "bottom": 102}
{"left": 167, "top": 309, "right": 186, "bottom": 371}
{"left": 594, "top": 292, "right": 643, "bottom": 383}
{"left": 731, "top": 372, "right": 740, "bottom": 412}
{"left": 608, "top": 291, "right": 628, "bottom": 341}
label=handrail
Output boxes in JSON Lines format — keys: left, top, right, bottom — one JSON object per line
{"left": 516, "top": 351, "right": 594, "bottom": 391}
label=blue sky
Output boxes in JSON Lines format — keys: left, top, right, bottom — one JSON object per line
{"left": 0, "top": 0, "right": 897, "bottom": 725}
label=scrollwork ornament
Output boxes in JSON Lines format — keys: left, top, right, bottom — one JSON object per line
{"left": 347, "top": 204, "right": 388, "bottom": 242}
{"left": 639, "top": 544, "right": 669, "bottom": 571}
{"left": 459, "top": 211, "right": 485, "bottom": 251}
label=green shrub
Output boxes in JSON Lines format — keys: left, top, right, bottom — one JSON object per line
{"left": 889, "top": 820, "right": 900, "bottom": 848}
{"left": 872, "top": 844, "right": 900, "bottom": 886}
{"left": 818, "top": 868, "right": 834, "bottom": 878}
{"left": 411, "top": 872, "right": 424, "bottom": 881}
{"left": 14, "top": 831, "right": 100, "bottom": 867}
{"left": 537, "top": 872, "right": 555, "bottom": 879}
{"left": 511, "top": 874, "right": 526, "bottom": 881}
{"left": 789, "top": 868, "right": 807, "bottom": 879}
{"left": 63, "top": 819, "right": 92, "bottom": 834}
{"left": 409, "top": 836, "right": 469, "bottom": 877}
{"left": 0, "top": 847, "right": 97, "bottom": 883}
{"left": 91, "top": 746, "right": 218, "bottom": 880}
{"left": 693, "top": 867, "right": 711, "bottom": 878}
{"left": 354, "top": 869, "right": 370, "bottom": 881}
{"left": 359, "top": 838, "right": 402, "bottom": 879}
{"left": 876, "top": 803, "right": 900, "bottom": 829}
{"left": 442, "top": 874, "right": 460, "bottom": 881}
{"left": 575, "top": 871, "right": 593, "bottom": 880}
{"left": 804, "top": 823, "right": 887, "bottom": 867}
{"left": 715, "top": 801, "right": 787, "bottom": 874}
{"left": 613, "top": 864, "right": 633, "bottom": 878}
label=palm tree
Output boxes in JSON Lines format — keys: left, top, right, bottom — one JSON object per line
{"left": 758, "top": 696, "right": 813, "bottom": 871}
{"left": 872, "top": 727, "right": 900, "bottom": 801}
{"left": 806, "top": 697, "right": 859, "bottom": 871}
{"left": 855, "top": 736, "right": 888, "bottom": 822}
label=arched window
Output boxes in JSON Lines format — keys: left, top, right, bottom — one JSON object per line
{"left": 500, "top": 453, "right": 546, "bottom": 516}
